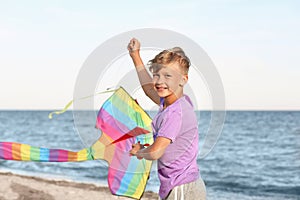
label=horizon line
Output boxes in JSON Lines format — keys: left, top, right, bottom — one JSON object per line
{"left": 0, "top": 108, "right": 299, "bottom": 112}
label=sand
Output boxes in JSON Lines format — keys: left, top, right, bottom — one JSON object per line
{"left": 0, "top": 172, "right": 158, "bottom": 200}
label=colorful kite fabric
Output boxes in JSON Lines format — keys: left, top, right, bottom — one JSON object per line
{"left": 0, "top": 87, "right": 154, "bottom": 200}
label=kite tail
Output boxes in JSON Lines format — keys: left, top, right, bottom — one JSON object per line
{"left": 0, "top": 141, "right": 96, "bottom": 162}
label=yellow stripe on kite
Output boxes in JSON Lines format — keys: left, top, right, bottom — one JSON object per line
{"left": 21, "top": 144, "right": 31, "bottom": 161}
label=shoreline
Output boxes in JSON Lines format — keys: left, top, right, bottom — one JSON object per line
{"left": 0, "top": 172, "right": 158, "bottom": 200}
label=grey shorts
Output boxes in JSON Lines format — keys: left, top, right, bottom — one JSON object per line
{"left": 159, "top": 178, "right": 206, "bottom": 200}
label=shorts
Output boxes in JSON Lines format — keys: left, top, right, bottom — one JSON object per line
{"left": 159, "top": 178, "right": 206, "bottom": 200}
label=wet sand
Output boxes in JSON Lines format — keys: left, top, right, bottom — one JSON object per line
{"left": 0, "top": 172, "right": 158, "bottom": 200}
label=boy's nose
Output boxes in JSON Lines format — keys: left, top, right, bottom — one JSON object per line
{"left": 154, "top": 76, "right": 165, "bottom": 84}
{"left": 155, "top": 77, "right": 162, "bottom": 84}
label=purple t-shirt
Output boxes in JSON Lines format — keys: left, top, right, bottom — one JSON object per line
{"left": 152, "top": 95, "right": 200, "bottom": 199}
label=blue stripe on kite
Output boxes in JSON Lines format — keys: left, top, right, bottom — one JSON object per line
{"left": 39, "top": 148, "right": 49, "bottom": 162}
{"left": 112, "top": 91, "right": 149, "bottom": 129}
{"left": 108, "top": 91, "right": 146, "bottom": 127}
{"left": 102, "top": 100, "right": 136, "bottom": 131}
{"left": 116, "top": 157, "right": 141, "bottom": 195}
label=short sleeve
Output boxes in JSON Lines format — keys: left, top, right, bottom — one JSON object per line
{"left": 156, "top": 108, "right": 182, "bottom": 142}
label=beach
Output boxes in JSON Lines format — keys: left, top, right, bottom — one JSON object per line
{"left": 0, "top": 172, "right": 158, "bottom": 200}
{"left": 1, "top": 111, "right": 299, "bottom": 199}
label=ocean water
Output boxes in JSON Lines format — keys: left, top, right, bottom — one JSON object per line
{"left": 0, "top": 110, "right": 299, "bottom": 200}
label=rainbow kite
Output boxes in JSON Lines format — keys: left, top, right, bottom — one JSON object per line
{"left": 0, "top": 87, "right": 153, "bottom": 199}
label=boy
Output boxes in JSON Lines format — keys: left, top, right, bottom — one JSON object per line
{"left": 128, "top": 38, "right": 206, "bottom": 200}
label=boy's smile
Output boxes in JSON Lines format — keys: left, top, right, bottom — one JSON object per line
{"left": 155, "top": 84, "right": 168, "bottom": 92}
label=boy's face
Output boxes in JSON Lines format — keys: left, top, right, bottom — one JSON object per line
{"left": 152, "top": 62, "right": 187, "bottom": 98}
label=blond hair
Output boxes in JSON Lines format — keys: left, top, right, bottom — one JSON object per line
{"left": 148, "top": 47, "right": 190, "bottom": 74}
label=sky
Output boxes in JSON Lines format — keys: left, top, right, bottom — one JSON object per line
{"left": 0, "top": 0, "right": 299, "bottom": 110}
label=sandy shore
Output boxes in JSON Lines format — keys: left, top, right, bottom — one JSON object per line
{"left": 0, "top": 172, "right": 158, "bottom": 200}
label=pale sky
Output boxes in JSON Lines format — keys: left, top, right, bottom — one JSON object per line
{"left": 0, "top": 0, "right": 299, "bottom": 110}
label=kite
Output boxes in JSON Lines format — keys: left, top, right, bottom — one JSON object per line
{"left": 0, "top": 87, "right": 154, "bottom": 199}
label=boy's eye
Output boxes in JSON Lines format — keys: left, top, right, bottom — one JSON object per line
{"left": 153, "top": 74, "right": 159, "bottom": 78}
{"left": 165, "top": 74, "right": 172, "bottom": 78}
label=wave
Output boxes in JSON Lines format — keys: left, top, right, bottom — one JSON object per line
{"left": 206, "top": 180, "right": 300, "bottom": 197}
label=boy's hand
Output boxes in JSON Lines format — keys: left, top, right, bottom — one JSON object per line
{"left": 127, "top": 38, "right": 140, "bottom": 57}
{"left": 129, "top": 142, "right": 144, "bottom": 159}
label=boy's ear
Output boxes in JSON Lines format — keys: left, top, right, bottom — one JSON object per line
{"left": 180, "top": 74, "right": 188, "bottom": 86}
{"left": 183, "top": 74, "right": 188, "bottom": 84}
{"left": 184, "top": 74, "right": 188, "bottom": 82}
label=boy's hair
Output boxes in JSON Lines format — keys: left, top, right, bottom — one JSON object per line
{"left": 148, "top": 47, "right": 190, "bottom": 75}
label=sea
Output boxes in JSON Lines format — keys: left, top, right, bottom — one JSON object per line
{"left": 0, "top": 110, "right": 299, "bottom": 200}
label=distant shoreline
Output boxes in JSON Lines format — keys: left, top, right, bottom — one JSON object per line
{"left": 0, "top": 109, "right": 299, "bottom": 112}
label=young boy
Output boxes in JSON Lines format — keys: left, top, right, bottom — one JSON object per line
{"left": 128, "top": 38, "right": 206, "bottom": 200}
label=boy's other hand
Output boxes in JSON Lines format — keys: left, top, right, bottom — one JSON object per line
{"left": 127, "top": 38, "right": 140, "bottom": 57}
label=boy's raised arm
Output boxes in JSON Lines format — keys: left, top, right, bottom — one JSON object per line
{"left": 127, "top": 38, "right": 160, "bottom": 105}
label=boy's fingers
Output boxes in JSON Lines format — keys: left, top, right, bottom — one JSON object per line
{"left": 128, "top": 38, "right": 140, "bottom": 51}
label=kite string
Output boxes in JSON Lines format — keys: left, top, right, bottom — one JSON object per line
{"left": 48, "top": 87, "right": 118, "bottom": 119}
